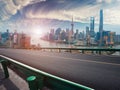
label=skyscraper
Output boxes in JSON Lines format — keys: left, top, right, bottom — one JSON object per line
{"left": 99, "top": 9, "right": 103, "bottom": 46}
{"left": 90, "top": 17, "right": 95, "bottom": 37}
{"left": 71, "top": 16, "right": 74, "bottom": 35}
{"left": 86, "top": 26, "right": 89, "bottom": 38}
{"left": 99, "top": 9, "right": 103, "bottom": 33}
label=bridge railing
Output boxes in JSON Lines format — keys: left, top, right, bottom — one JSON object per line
{"left": 0, "top": 60, "right": 9, "bottom": 78}
{"left": 41, "top": 47, "right": 120, "bottom": 55}
{"left": 0, "top": 55, "right": 94, "bottom": 90}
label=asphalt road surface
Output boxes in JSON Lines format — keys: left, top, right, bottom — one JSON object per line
{"left": 0, "top": 48, "right": 120, "bottom": 90}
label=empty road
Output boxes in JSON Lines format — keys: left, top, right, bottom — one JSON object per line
{"left": 0, "top": 48, "right": 120, "bottom": 90}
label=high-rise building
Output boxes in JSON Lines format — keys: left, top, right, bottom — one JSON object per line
{"left": 79, "top": 32, "right": 83, "bottom": 40}
{"left": 55, "top": 28, "right": 61, "bottom": 40}
{"left": 86, "top": 26, "right": 90, "bottom": 45}
{"left": 115, "top": 35, "right": 120, "bottom": 44}
{"left": 90, "top": 17, "right": 95, "bottom": 37}
{"left": 0, "top": 32, "right": 1, "bottom": 43}
{"left": 99, "top": 9, "right": 103, "bottom": 33}
{"left": 50, "top": 29, "right": 54, "bottom": 35}
{"left": 99, "top": 9, "right": 103, "bottom": 46}
{"left": 68, "top": 17, "right": 74, "bottom": 44}
{"left": 86, "top": 26, "right": 89, "bottom": 37}
{"left": 74, "top": 29, "right": 79, "bottom": 40}
{"left": 71, "top": 16, "right": 74, "bottom": 35}
{"left": 60, "top": 30, "right": 66, "bottom": 40}
{"left": 65, "top": 28, "right": 69, "bottom": 42}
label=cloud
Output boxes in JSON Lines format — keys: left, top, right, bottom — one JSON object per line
{"left": 104, "top": 5, "right": 120, "bottom": 25}
{"left": 0, "top": 0, "right": 46, "bottom": 21}
{"left": 97, "top": 0, "right": 114, "bottom": 4}
{"left": 13, "top": 0, "right": 29, "bottom": 6}
{"left": 1, "top": 0, "right": 120, "bottom": 26}
{"left": 57, "top": 0, "right": 65, "bottom": 4}
{"left": 24, "top": 1, "right": 101, "bottom": 24}
{"left": 23, "top": 0, "right": 120, "bottom": 25}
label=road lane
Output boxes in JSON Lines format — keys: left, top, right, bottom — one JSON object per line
{"left": 0, "top": 48, "right": 120, "bottom": 90}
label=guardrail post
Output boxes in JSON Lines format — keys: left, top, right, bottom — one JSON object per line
{"left": 96, "top": 51, "right": 98, "bottom": 54}
{"left": 50, "top": 49, "right": 52, "bottom": 52}
{"left": 91, "top": 50, "right": 94, "bottom": 54}
{"left": 82, "top": 50, "right": 84, "bottom": 54}
{"left": 58, "top": 48, "right": 61, "bottom": 53}
{"left": 37, "top": 76, "right": 44, "bottom": 89}
{"left": 0, "top": 60, "right": 9, "bottom": 78}
{"left": 43, "top": 49, "right": 45, "bottom": 52}
{"left": 27, "top": 76, "right": 38, "bottom": 90}
{"left": 99, "top": 51, "right": 101, "bottom": 55}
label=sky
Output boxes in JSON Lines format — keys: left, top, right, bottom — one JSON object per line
{"left": 0, "top": 0, "right": 120, "bottom": 34}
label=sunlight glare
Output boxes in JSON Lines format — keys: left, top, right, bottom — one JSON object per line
{"left": 32, "top": 27, "right": 44, "bottom": 38}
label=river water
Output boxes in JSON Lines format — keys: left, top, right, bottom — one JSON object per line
{"left": 32, "top": 39, "right": 120, "bottom": 55}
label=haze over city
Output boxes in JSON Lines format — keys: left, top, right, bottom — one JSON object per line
{"left": 0, "top": 0, "right": 120, "bottom": 34}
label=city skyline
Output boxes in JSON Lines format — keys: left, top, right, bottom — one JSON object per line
{"left": 0, "top": 0, "right": 120, "bottom": 34}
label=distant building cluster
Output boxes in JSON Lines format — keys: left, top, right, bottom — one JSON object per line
{"left": 115, "top": 35, "right": 120, "bottom": 44}
{"left": 43, "top": 9, "right": 120, "bottom": 47}
{"left": 42, "top": 17, "right": 86, "bottom": 46}
{"left": 45, "top": 28, "right": 85, "bottom": 45}
{"left": 0, "top": 30, "right": 31, "bottom": 48}
{"left": 95, "top": 9, "right": 116, "bottom": 47}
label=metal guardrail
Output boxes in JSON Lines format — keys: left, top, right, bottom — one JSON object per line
{"left": 0, "top": 60, "right": 9, "bottom": 78}
{"left": 41, "top": 47, "right": 120, "bottom": 55}
{"left": 0, "top": 55, "right": 94, "bottom": 90}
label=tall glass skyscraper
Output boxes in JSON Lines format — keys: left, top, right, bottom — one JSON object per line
{"left": 99, "top": 9, "right": 103, "bottom": 33}
{"left": 99, "top": 9, "right": 103, "bottom": 46}
{"left": 71, "top": 16, "right": 74, "bottom": 35}
{"left": 90, "top": 17, "right": 95, "bottom": 37}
